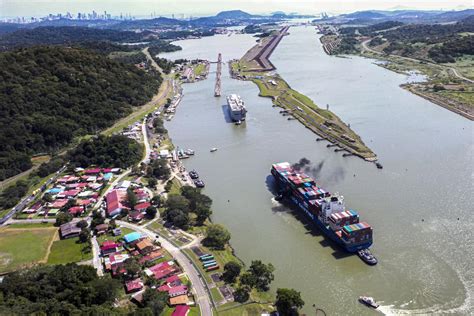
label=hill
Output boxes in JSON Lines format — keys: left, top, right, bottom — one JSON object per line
{"left": 215, "top": 10, "right": 254, "bottom": 19}
{"left": 0, "top": 46, "right": 162, "bottom": 180}
{"left": 0, "top": 26, "right": 146, "bottom": 51}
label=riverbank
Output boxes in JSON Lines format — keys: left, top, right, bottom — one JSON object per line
{"left": 230, "top": 27, "right": 376, "bottom": 161}
{"left": 318, "top": 30, "right": 474, "bottom": 120}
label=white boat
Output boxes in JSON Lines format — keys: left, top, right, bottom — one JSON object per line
{"left": 210, "top": 147, "right": 218, "bottom": 152}
{"left": 358, "top": 296, "right": 379, "bottom": 309}
{"left": 226, "top": 94, "right": 247, "bottom": 122}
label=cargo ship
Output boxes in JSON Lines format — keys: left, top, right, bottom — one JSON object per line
{"left": 226, "top": 94, "right": 247, "bottom": 122}
{"left": 271, "top": 162, "right": 374, "bottom": 254}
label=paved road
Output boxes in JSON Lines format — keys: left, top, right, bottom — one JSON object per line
{"left": 1, "top": 165, "right": 68, "bottom": 225}
{"left": 91, "top": 236, "right": 104, "bottom": 276}
{"left": 117, "top": 221, "right": 213, "bottom": 316}
{"left": 361, "top": 38, "right": 474, "bottom": 84}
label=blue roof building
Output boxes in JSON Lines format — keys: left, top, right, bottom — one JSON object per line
{"left": 124, "top": 232, "right": 142, "bottom": 243}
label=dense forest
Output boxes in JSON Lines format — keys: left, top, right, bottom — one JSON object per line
{"left": 68, "top": 135, "right": 143, "bottom": 169}
{"left": 0, "top": 264, "right": 123, "bottom": 314}
{"left": 428, "top": 36, "right": 474, "bottom": 63}
{"left": 0, "top": 46, "right": 161, "bottom": 180}
{"left": 0, "top": 26, "right": 145, "bottom": 50}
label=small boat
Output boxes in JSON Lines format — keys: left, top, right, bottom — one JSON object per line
{"left": 194, "top": 180, "right": 205, "bottom": 188}
{"left": 358, "top": 296, "right": 379, "bottom": 309}
{"left": 210, "top": 148, "right": 218, "bottom": 152}
{"left": 357, "top": 249, "right": 378, "bottom": 265}
{"left": 185, "top": 149, "right": 195, "bottom": 155}
{"left": 189, "top": 170, "right": 199, "bottom": 179}
{"left": 376, "top": 162, "right": 383, "bottom": 169}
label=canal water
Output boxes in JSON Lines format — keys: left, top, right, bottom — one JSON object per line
{"left": 161, "top": 27, "right": 473, "bottom": 315}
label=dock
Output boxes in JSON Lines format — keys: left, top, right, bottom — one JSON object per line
{"left": 214, "top": 53, "right": 222, "bottom": 97}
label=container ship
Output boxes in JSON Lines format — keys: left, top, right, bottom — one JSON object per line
{"left": 226, "top": 94, "right": 247, "bottom": 122}
{"left": 271, "top": 162, "right": 376, "bottom": 262}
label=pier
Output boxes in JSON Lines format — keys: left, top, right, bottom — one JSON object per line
{"left": 214, "top": 53, "right": 222, "bottom": 97}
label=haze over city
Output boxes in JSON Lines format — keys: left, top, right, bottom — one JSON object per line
{"left": 1, "top": 0, "right": 472, "bottom": 18}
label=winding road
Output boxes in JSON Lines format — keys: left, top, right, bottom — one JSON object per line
{"left": 117, "top": 221, "right": 213, "bottom": 316}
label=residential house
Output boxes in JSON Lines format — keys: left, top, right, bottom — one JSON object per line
{"left": 123, "top": 232, "right": 142, "bottom": 244}
{"left": 100, "top": 240, "right": 120, "bottom": 255}
{"left": 135, "top": 238, "right": 154, "bottom": 254}
{"left": 134, "top": 202, "right": 151, "bottom": 213}
{"left": 129, "top": 211, "right": 145, "bottom": 222}
{"left": 169, "top": 294, "right": 189, "bottom": 306}
{"left": 138, "top": 250, "right": 163, "bottom": 265}
{"left": 171, "top": 305, "right": 190, "bottom": 316}
{"left": 106, "top": 190, "right": 128, "bottom": 217}
{"left": 125, "top": 278, "right": 144, "bottom": 293}
{"left": 68, "top": 206, "right": 84, "bottom": 216}
{"left": 95, "top": 223, "right": 109, "bottom": 235}
{"left": 60, "top": 222, "right": 81, "bottom": 239}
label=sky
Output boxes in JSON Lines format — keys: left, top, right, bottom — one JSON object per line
{"left": 0, "top": 0, "right": 472, "bottom": 18}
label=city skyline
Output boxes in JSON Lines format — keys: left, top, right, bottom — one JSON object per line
{"left": 1, "top": 0, "right": 472, "bottom": 19}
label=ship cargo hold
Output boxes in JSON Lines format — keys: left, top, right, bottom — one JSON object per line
{"left": 226, "top": 94, "right": 247, "bottom": 122}
{"left": 271, "top": 162, "right": 373, "bottom": 253}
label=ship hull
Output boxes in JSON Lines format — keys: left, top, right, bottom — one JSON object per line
{"left": 272, "top": 171, "right": 372, "bottom": 253}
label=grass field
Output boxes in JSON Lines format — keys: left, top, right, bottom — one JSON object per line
{"left": 7, "top": 222, "right": 54, "bottom": 229}
{"left": 218, "top": 302, "right": 274, "bottom": 316}
{"left": 47, "top": 237, "right": 92, "bottom": 265}
{"left": 96, "top": 227, "right": 135, "bottom": 244}
{"left": 0, "top": 227, "right": 56, "bottom": 273}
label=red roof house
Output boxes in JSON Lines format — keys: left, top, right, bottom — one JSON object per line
{"left": 171, "top": 305, "right": 189, "bottom": 316}
{"left": 100, "top": 240, "right": 121, "bottom": 255}
{"left": 125, "top": 278, "right": 144, "bottom": 293}
{"left": 50, "top": 199, "right": 68, "bottom": 209}
{"left": 106, "top": 190, "right": 127, "bottom": 217}
{"left": 68, "top": 206, "right": 84, "bottom": 216}
{"left": 85, "top": 168, "right": 101, "bottom": 174}
{"left": 134, "top": 202, "right": 151, "bottom": 212}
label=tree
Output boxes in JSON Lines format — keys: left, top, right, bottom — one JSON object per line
{"left": 275, "top": 288, "right": 305, "bottom": 316}
{"left": 195, "top": 206, "right": 212, "bottom": 226}
{"left": 147, "top": 177, "right": 157, "bottom": 188}
{"left": 77, "top": 220, "right": 88, "bottom": 229}
{"left": 142, "top": 288, "right": 168, "bottom": 315}
{"left": 222, "top": 261, "right": 241, "bottom": 284}
{"left": 55, "top": 212, "right": 73, "bottom": 226}
{"left": 79, "top": 227, "right": 91, "bottom": 243}
{"left": 233, "top": 286, "right": 250, "bottom": 303}
{"left": 42, "top": 193, "right": 54, "bottom": 203}
{"left": 90, "top": 210, "right": 105, "bottom": 228}
{"left": 109, "top": 219, "right": 117, "bottom": 229}
{"left": 203, "top": 224, "right": 231, "bottom": 249}
{"left": 148, "top": 159, "right": 170, "bottom": 180}
{"left": 146, "top": 206, "right": 158, "bottom": 219}
{"left": 248, "top": 260, "right": 275, "bottom": 292}
{"left": 151, "top": 195, "right": 161, "bottom": 207}
{"left": 124, "top": 258, "right": 141, "bottom": 279}
{"left": 165, "top": 195, "right": 189, "bottom": 212}
{"left": 166, "top": 209, "right": 190, "bottom": 229}
{"left": 164, "top": 181, "right": 172, "bottom": 192}
{"left": 239, "top": 272, "right": 257, "bottom": 288}
{"left": 127, "top": 188, "right": 138, "bottom": 209}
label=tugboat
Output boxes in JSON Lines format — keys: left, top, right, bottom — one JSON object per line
{"left": 358, "top": 296, "right": 379, "bottom": 309}
{"left": 189, "top": 170, "right": 199, "bottom": 179}
{"left": 194, "top": 179, "right": 205, "bottom": 188}
{"left": 357, "top": 249, "right": 378, "bottom": 265}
